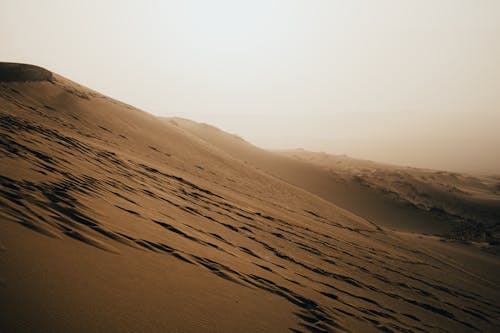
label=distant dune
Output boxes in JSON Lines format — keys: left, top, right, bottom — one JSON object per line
{"left": 1, "top": 63, "right": 500, "bottom": 332}
{"left": 278, "top": 150, "right": 500, "bottom": 242}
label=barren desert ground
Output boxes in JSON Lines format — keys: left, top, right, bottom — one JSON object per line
{"left": 1, "top": 63, "right": 499, "bottom": 332}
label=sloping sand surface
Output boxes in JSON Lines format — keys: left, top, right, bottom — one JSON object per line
{"left": 278, "top": 150, "right": 500, "bottom": 240}
{"left": 1, "top": 64, "right": 499, "bottom": 332}
{"left": 170, "top": 118, "right": 500, "bottom": 240}
{"left": 166, "top": 118, "right": 449, "bottom": 235}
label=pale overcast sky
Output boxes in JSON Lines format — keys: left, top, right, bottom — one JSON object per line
{"left": 1, "top": 1, "right": 499, "bottom": 173}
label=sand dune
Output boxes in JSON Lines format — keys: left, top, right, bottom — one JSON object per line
{"left": 1, "top": 64, "right": 500, "bottom": 332}
{"left": 0, "top": 63, "right": 53, "bottom": 82}
{"left": 277, "top": 150, "right": 500, "bottom": 241}
{"left": 170, "top": 118, "right": 500, "bottom": 242}
{"left": 166, "top": 117, "right": 448, "bottom": 235}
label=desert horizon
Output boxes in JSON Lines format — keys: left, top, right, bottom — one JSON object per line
{"left": 6, "top": 63, "right": 499, "bottom": 176}
{"left": 1, "top": 1, "right": 500, "bottom": 332}
{"left": 2, "top": 1, "right": 500, "bottom": 175}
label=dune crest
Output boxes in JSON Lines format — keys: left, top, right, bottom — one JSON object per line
{"left": 0, "top": 63, "right": 53, "bottom": 82}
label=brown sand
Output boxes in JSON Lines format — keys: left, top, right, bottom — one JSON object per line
{"left": 1, "top": 64, "right": 499, "bottom": 332}
{"left": 170, "top": 118, "right": 500, "bottom": 239}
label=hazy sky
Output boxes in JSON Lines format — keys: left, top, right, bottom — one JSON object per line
{"left": 1, "top": 1, "right": 499, "bottom": 173}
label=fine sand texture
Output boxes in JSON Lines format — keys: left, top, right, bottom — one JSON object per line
{"left": 1, "top": 64, "right": 500, "bottom": 332}
{"left": 170, "top": 118, "right": 500, "bottom": 241}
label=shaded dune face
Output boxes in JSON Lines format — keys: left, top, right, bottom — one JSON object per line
{"left": 277, "top": 150, "right": 500, "bottom": 239}
{"left": 1, "top": 64, "right": 500, "bottom": 332}
{"left": 0, "top": 63, "right": 53, "bottom": 82}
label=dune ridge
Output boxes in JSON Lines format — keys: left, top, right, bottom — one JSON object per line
{"left": 0, "top": 63, "right": 53, "bottom": 82}
{"left": 1, "top": 63, "right": 499, "bottom": 332}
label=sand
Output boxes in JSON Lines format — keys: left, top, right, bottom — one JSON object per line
{"left": 169, "top": 118, "right": 500, "bottom": 239}
{"left": 1, "top": 64, "right": 499, "bottom": 332}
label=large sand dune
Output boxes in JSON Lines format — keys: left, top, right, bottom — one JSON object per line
{"left": 170, "top": 118, "right": 500, "bottom": 241}
{"left": 1, "top": 64, "right": 499, "bottom": 332}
